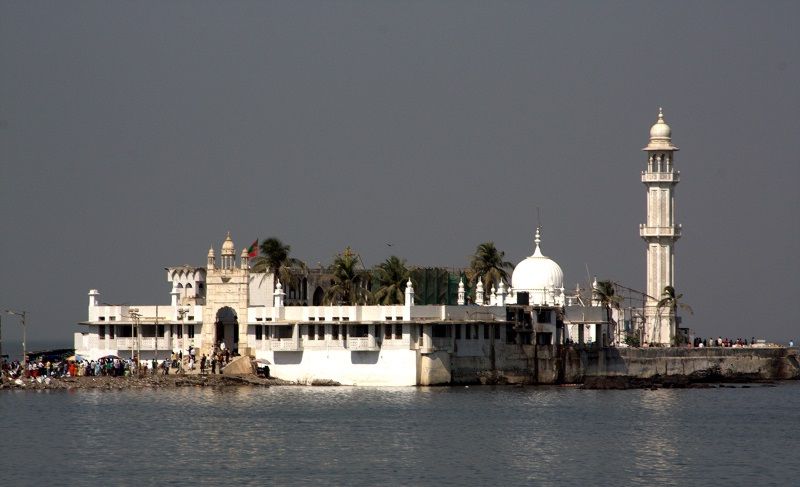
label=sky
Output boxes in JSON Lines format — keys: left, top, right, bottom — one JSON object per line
{"left": 1, "top": 1, "right": 798, "bottom": 349}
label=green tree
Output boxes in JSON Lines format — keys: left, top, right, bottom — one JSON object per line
{"left": 372, "top": 256, "right": 412, "bottom": 305}
{"left": 251, "top": 237, "right": 307, "bottom": 287}
{"left": 467, "top": 242, "right": 512, "bottom": 293}
{"left": 657, "top": 285, "right": 693, "bottom": 345}
{"left": 324, "top": 247, "right": 371, "bottom": 305}
{"left": 657, "top": 285, "right": 693, "bottom": 316}
{"left": 595, "top": 280, "right": 622, "bottom": 307}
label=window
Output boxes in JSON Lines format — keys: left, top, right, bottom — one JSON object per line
{"left": 352, "top": 325, "right": 369, "bottom": 338}
{"left": 385, "top": 325, "right": 393, "bottom": 339}
{"left": 99, "top": 316, "right": 105, "bottom": 321}
{"left": 317, "top": 325, "right": 325, "bottom": 340}
{"left": 385, "top": 316, "right": 393, "bottom": 321}
{"left": 256, "top": 317, "right": 263, "bottom": 321}
{"left": 342, "top": 325, "right": 348, "bottom": 339}
{"left": 374, "top": 325, "right": 381, "bottom": 340}
{"left": 483, "top": 324, "right": 489, "bottom": 340}
{"left": 394, "top": 324, "right": 402, "bottom": 339}
{"left": 342, "top": 317, "right": 349, "bottom": 321}
{"left": 256, "top": 326, "right": 263, "bottom": 340}
{"left": 98, "top": 325, "right": 105, "bottom": 339}
{"left": 109, "top": 326, "right": 115, "bottom": 339}
{"left": 506, "top": 324, "right": 516, "bottom": 344}
{"left": 188, "top": 316, "right": 195, "bottom": 321}
{"left": 157, "top": 325, "right": 165, "bottom": 337}
{"left": 455, "top": 324, "right": 462, "bottom": 339}
{"left": 309, "top": 317, "right": 316, "bottom": 321}
{"left": 332, "top": 324, "right": 340, "bottom": 340}
{"left": 318, "top": 317, "right": 325, "bottom": 321}
{"left": 307, "top": 325, "right": 315, "bottom": 340}
{"left": 265, "top": 317, "right": 272, "bottom": 322}
{"left": 332, "top": 317, "right": 339, "bottom": 321}
{"left": 109, "top": 316, "right": 116, "bottom": 321}
{"left": 536, "top": 309, "right": 552, "bottom": 324}
{"left": 188, "top": 325, "right": 195, "bottom": 339}
{"left": 177, "top": 325, "right": 183, "bottom": 338}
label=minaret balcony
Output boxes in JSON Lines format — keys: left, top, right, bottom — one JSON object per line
{"left": 641, "top": 171, "right": 680, "bottom": 183}
{"left": 639, "top": 224, "right": 682, "bottom": 238}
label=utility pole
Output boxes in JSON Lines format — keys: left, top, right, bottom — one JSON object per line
{"left": 129, "top": 308, "right": 141, "bottom": 376}
{"left": 4, "top": 310, "right": 27, "bottom": 376}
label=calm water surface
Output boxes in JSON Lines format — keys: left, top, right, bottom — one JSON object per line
{"left": 1, "top": 383, "right": 798, "bottom": 486}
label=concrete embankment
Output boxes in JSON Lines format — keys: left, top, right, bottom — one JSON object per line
{"left": 450, "top": 346, "right": 800, "bottom": 388}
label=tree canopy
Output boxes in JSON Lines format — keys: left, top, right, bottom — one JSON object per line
{"left": 323, "top": 247, "right": 371, "bottom": 305}
{"left": 467, "top": 242, "right": 512, "bottom": 294}
{"left": 251, "top": 237, "right": 307, "bottom": 286}
{"left": 372, "top": 256, "right": 412, "bottom": 305}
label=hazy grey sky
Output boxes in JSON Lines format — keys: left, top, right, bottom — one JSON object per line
{"left": 1, "top": 1, "right": 798, "bottom": 347}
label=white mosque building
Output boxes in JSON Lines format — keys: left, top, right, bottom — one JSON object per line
{"left": 74, "top": 110, "right": 682, "bottom": 384}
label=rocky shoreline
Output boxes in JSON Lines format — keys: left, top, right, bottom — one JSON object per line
{"left": 0, "top": 374, "right": 342, "bottom": 391}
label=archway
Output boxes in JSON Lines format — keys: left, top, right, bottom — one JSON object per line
{"left": 312, "top": 286, "right": 324, "bottom": 306}
{"left": 215, "top": 306, "right": 239, "bottom": 352}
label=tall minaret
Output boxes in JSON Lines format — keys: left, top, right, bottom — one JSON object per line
{"left": 640, "top": 108, "right": 681, "bottom": 345}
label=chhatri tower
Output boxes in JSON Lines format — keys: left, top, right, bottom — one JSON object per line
{"left": 640, "top": 108, "right": 681, "bottom": 345}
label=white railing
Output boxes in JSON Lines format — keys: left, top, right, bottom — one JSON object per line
{"left": 641, "top": 172, "right": 679, "bottom": 183}
{"left": 347, "top": 336, "right": 379, "bottom": 351}
{"left": 271, "top": 338, "right": 303, "bottom": 351}
{"left": 639, "top": 225, "right": 681, "bottom": 238}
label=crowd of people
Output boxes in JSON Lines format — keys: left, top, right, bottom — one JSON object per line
{"left": 1, "top": 342, "right": 238, "bottom": 381}
{"left": 692, "top": 336, "right": 759, "bottom": 348}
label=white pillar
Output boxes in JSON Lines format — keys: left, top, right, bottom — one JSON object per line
{"left": 274, "top": 280, "right": 285, "bottom": 308}
{"left": 497, "top": 281, "right": 506, "bottom": 306}
{"left": 403, "top": 278, "right": 414, "bottom": 321}
{"left": 457, "top": 278, "right": 466, "bottom": 305}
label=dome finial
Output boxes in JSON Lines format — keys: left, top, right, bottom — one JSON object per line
{"left": 533, "top": 226, "right": 543, "bottom": 256}
{"left": 658, "top": 107, "right": 664, "bottom": 121}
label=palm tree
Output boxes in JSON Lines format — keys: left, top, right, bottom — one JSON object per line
{"left": 251, "top": 237, "right": 307, "bottom": 289}
{"left": 657, "top": 285, "right": 693, "bottom": 345}
{"left": 595, "top": 280, "right": 622, "bottom": 307}
{"left": 657, "top": 285, "right": 693, "bottom": 316}
{"left": 373, "top": 256, "right": 412, "bottom": 305}
{"left": 324, "top": 247, "right": 371, "bottom": 305}
{"left": 467, "top": 242, "right": 513, "bottom": 294}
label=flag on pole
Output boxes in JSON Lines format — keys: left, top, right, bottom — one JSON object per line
{"left": 247, "top": 239, "right": 259, "bottom": 258}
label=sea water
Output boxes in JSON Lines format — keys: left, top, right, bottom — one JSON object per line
{"left": 1, "top": 383, "right": 798, "bottom": 486}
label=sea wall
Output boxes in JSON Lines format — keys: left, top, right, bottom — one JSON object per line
{"left": 443, "top": 346, "right": 800, "bottom": 385}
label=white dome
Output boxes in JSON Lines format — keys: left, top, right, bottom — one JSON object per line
{"left": 512, "top": 228, "right": 564, "bottom": 292}
{"left": 221, "top": 232, "right": 236, "bottom": 255}
{"left": 649, "top": 107, "right": 671, "bottom": 140}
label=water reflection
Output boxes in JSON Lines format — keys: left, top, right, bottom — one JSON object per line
{"left": 1, "top": 383, "right": 799, "bottom": 485}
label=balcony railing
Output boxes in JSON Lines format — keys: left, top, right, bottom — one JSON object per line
{"left": 271, "top": 338, "right": 303, "bottom": 351}
{"left": 347, "top": 336, "right": 380, "bottom": 351}
{"left": 641, "top": 172, "right": 680, "bottom": 183}
{"left": 639, "top": 224, "right": 681, "bottom": 238}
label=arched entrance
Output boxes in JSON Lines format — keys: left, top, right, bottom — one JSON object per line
{"left": 312, "top": 286, "right": 324, "bottom": 306}
{"left": 215, "top": 306, "right": 239, "bottom": 352}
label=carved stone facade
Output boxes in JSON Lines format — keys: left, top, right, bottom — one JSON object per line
{"left": 202, "top": 232, "right": 250, "bottom": 356}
